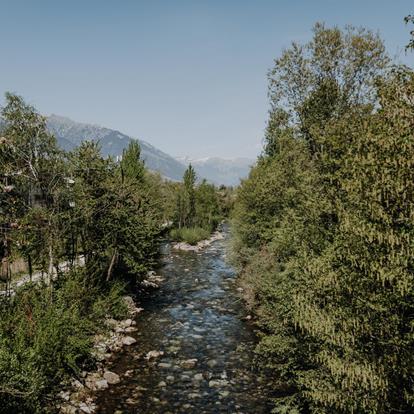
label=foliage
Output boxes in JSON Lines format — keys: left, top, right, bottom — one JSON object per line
{"left": 170, "top": 226, "right": 210, "bottom": 245}
{"left": 405, "top": 14, "right": 414, "bottom": 50}
{"left": 232, "top": 23, "right": 414, "bottom": 414}
{"left": 171, "top": 165, "right": 227, "bottom": 242}
{"left": 0, "top": 95, "right": 162, "bottom": 411}
{"left": 174, "top": 164, "right": 197, "bottom": 228}
{"left": 0, "top": 270, "right": 126, "bottom": 413}
{"left": 264, "top": 22, "right": 389, "bottom": 157}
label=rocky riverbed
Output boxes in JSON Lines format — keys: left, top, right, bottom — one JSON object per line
{"left": 59, "top": 227, "right": 272, "bottom": 413}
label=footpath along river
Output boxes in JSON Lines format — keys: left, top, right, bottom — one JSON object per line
{"left": 96, "top": 226, "right": 272, "bottom": 413}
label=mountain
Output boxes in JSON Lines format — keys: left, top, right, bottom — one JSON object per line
{"left": 3, "top": 114, "right": 253, "bottom": 185}
{"left": 177, "top": 156, "right": 254, "bottom": 187}
{"left": 46, "top": 115, "right": 186, "bottom": 181}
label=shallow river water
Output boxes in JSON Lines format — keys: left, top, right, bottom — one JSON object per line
{"left": 96, "top": 227, "right": 272, "bottom": 413}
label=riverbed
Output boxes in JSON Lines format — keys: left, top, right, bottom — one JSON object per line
{"left": 96, "top": 227, "right": 272, "bottom": 413}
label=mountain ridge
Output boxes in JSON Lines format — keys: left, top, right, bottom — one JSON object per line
{"left": 3, "top": 114, "right": 253, "bottom": 185}
{"left": 47, "top": 114, "right": 187, "bottom": 181}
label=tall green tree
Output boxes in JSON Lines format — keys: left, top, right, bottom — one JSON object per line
{"left": 0, "top": 93, "right": 65, "bottom": 280}
{"left": 120, "top": 140, "right": 145, "bottom": 183}
{"left": 405, "top": 14, "right": 414, "bottom": 50}
{"left": 175, "top": 164, "right": 196, "bottom": 228}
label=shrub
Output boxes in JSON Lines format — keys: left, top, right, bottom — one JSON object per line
{"left": 0, "top": 270, "right": 127, "bottom": 413}
{"left": 170, "top": 227, "right": 210, "bottom": 245}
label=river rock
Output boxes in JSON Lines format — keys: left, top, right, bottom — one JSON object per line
{"left": 145, "top": 350, "right": 164, "bottom": 360}
{"left": 122, "top": 336, "right": 137, "bottom": 346}
{"left": 103, "top": 371, "right": 120, "bottom": 384}
{"left": 104, "top": 318, "right": 118, "bottom": 328}
{"left": 120, "top": 319, "right": 133, "bottom": 328}
{"left": 180, "top": 358, "right": 198, "bottom": 369}
{"left": 189, "top": 392, "right": 201, "bottom": 399}
{"left": 193, "top": 373, "right": 204, "bottom": 381}
{"left": 79, "top": 402, "right": 95, "bottom": 413}
{"left": 125, "top": 326, "right": 137, "bottom": 332}
{"left": 58, "top": 390, "right": 70, "bottom": 401}
{"left": 207, "top": 359, "right": 218, "bottom": 368}
{"left": 94, "top": 379, "right": 109, "bottom": 390}
{"left": 123, "top": 295, "right": 135, "bottom": 307}
{"left": 208, "top": 379, "right": 229, "bottom": 388}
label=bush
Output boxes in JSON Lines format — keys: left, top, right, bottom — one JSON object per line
{"left": 170, "top": 227, "right": 210, "bottom": 245}
{"left": 0, "top": 270, "right": 127, "bottom": 413}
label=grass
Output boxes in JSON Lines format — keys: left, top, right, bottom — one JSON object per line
{"left": 170, "top": 227, "right": 210, "bottom": 245}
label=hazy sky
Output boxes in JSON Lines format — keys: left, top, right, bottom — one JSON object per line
{"left": 0, "top": 1, "right": 413, "bottom": 159}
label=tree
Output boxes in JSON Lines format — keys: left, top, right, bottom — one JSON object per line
{"left": 175, "top": 164, "right": 196, "bottom": 228}
{"left": 195, "top": 180, "right": 220, "bottom": 231}
{"left": 120, "top": 140, "right": 145, "bottom": 183}
{"left": 0, "top": 93, "right": 65, "bottom": 282}
{"left": 405, "top": 14, "right": 414, "bottom": 50}
{"left": 265, "top": 22, "right": 389, "bottom": 157}
{"left": 232, "top": 24, "right": 413, "bottom": 413}
{"left": 294, "top": 67, "right": 414, "bottom": 414}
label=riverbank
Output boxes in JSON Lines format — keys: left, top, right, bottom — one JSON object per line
{"left": 58, "top": 273, "right": 164, "bottom": 414}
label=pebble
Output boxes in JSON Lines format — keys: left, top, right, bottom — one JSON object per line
{"left": 180, "top": 358, "right": 198, "bottom": 369}
{"left": 122, "top": 336, "right": 137, "bottom": 346}
{"left": 95, "top": 379, "right": 109, "bottom": 390}
{"left": 103, "top": 371, "right": 120, "bottom": 385}
{"left": 207, "top": 359, "right": 218, "bottom": 368}
{"left": 193, "top": 373, "right": 204, "bottom": 381}
{"left": 145, "top": 350, "right": 164, "bottom": 360}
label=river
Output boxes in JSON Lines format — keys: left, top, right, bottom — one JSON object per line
{"left": 96, "top": 226, "right": 272, "bottom": 413}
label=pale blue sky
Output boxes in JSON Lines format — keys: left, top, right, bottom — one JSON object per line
{"left": 0, "top": 0, "right": 413, "bottom": 158}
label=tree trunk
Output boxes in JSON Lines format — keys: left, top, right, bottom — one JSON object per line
{"left": 48, "top": 243, "right": 54, "bottom": 284}
{"left": 106, "top": 249, "right": 118, "bottom": 282}
{"left": 28, "top": 254, "right": 33, "bottom": 282}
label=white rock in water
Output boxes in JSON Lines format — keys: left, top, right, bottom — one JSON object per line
{"left": 94, "top": 379, "right": 109, "bottom": 390}
{"left": 122, "top": 336, "right": 137, "bottom": 346}
{"left": 103, "top": 371, "right": 120, "bottom": 384}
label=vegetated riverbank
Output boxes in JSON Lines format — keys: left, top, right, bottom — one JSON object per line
{"left": 231, "top": 22, "right": 414, "bottom": 414}
{"left": 90, "top": 225, "right": 272, "bottom": 413}
{"left": 0, "top": 93, "right": 234, "bottom": 414}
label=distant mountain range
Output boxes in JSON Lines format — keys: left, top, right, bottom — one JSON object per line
{"left": 176, "top": 156, "right": 254, "bottom": 187}
{"left": 47, "top": 115, "right": 187, "bottom": 181}
{"left": 2, "top": 114, "right": 253, "bottom": 185}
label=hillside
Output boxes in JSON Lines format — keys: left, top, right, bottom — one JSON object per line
{"left": 47, "top": 115, "right": 186, "bottom": 181}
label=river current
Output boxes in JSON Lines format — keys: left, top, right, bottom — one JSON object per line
{"left": 96, "top": 227, "right": 272, "bottom": 413}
